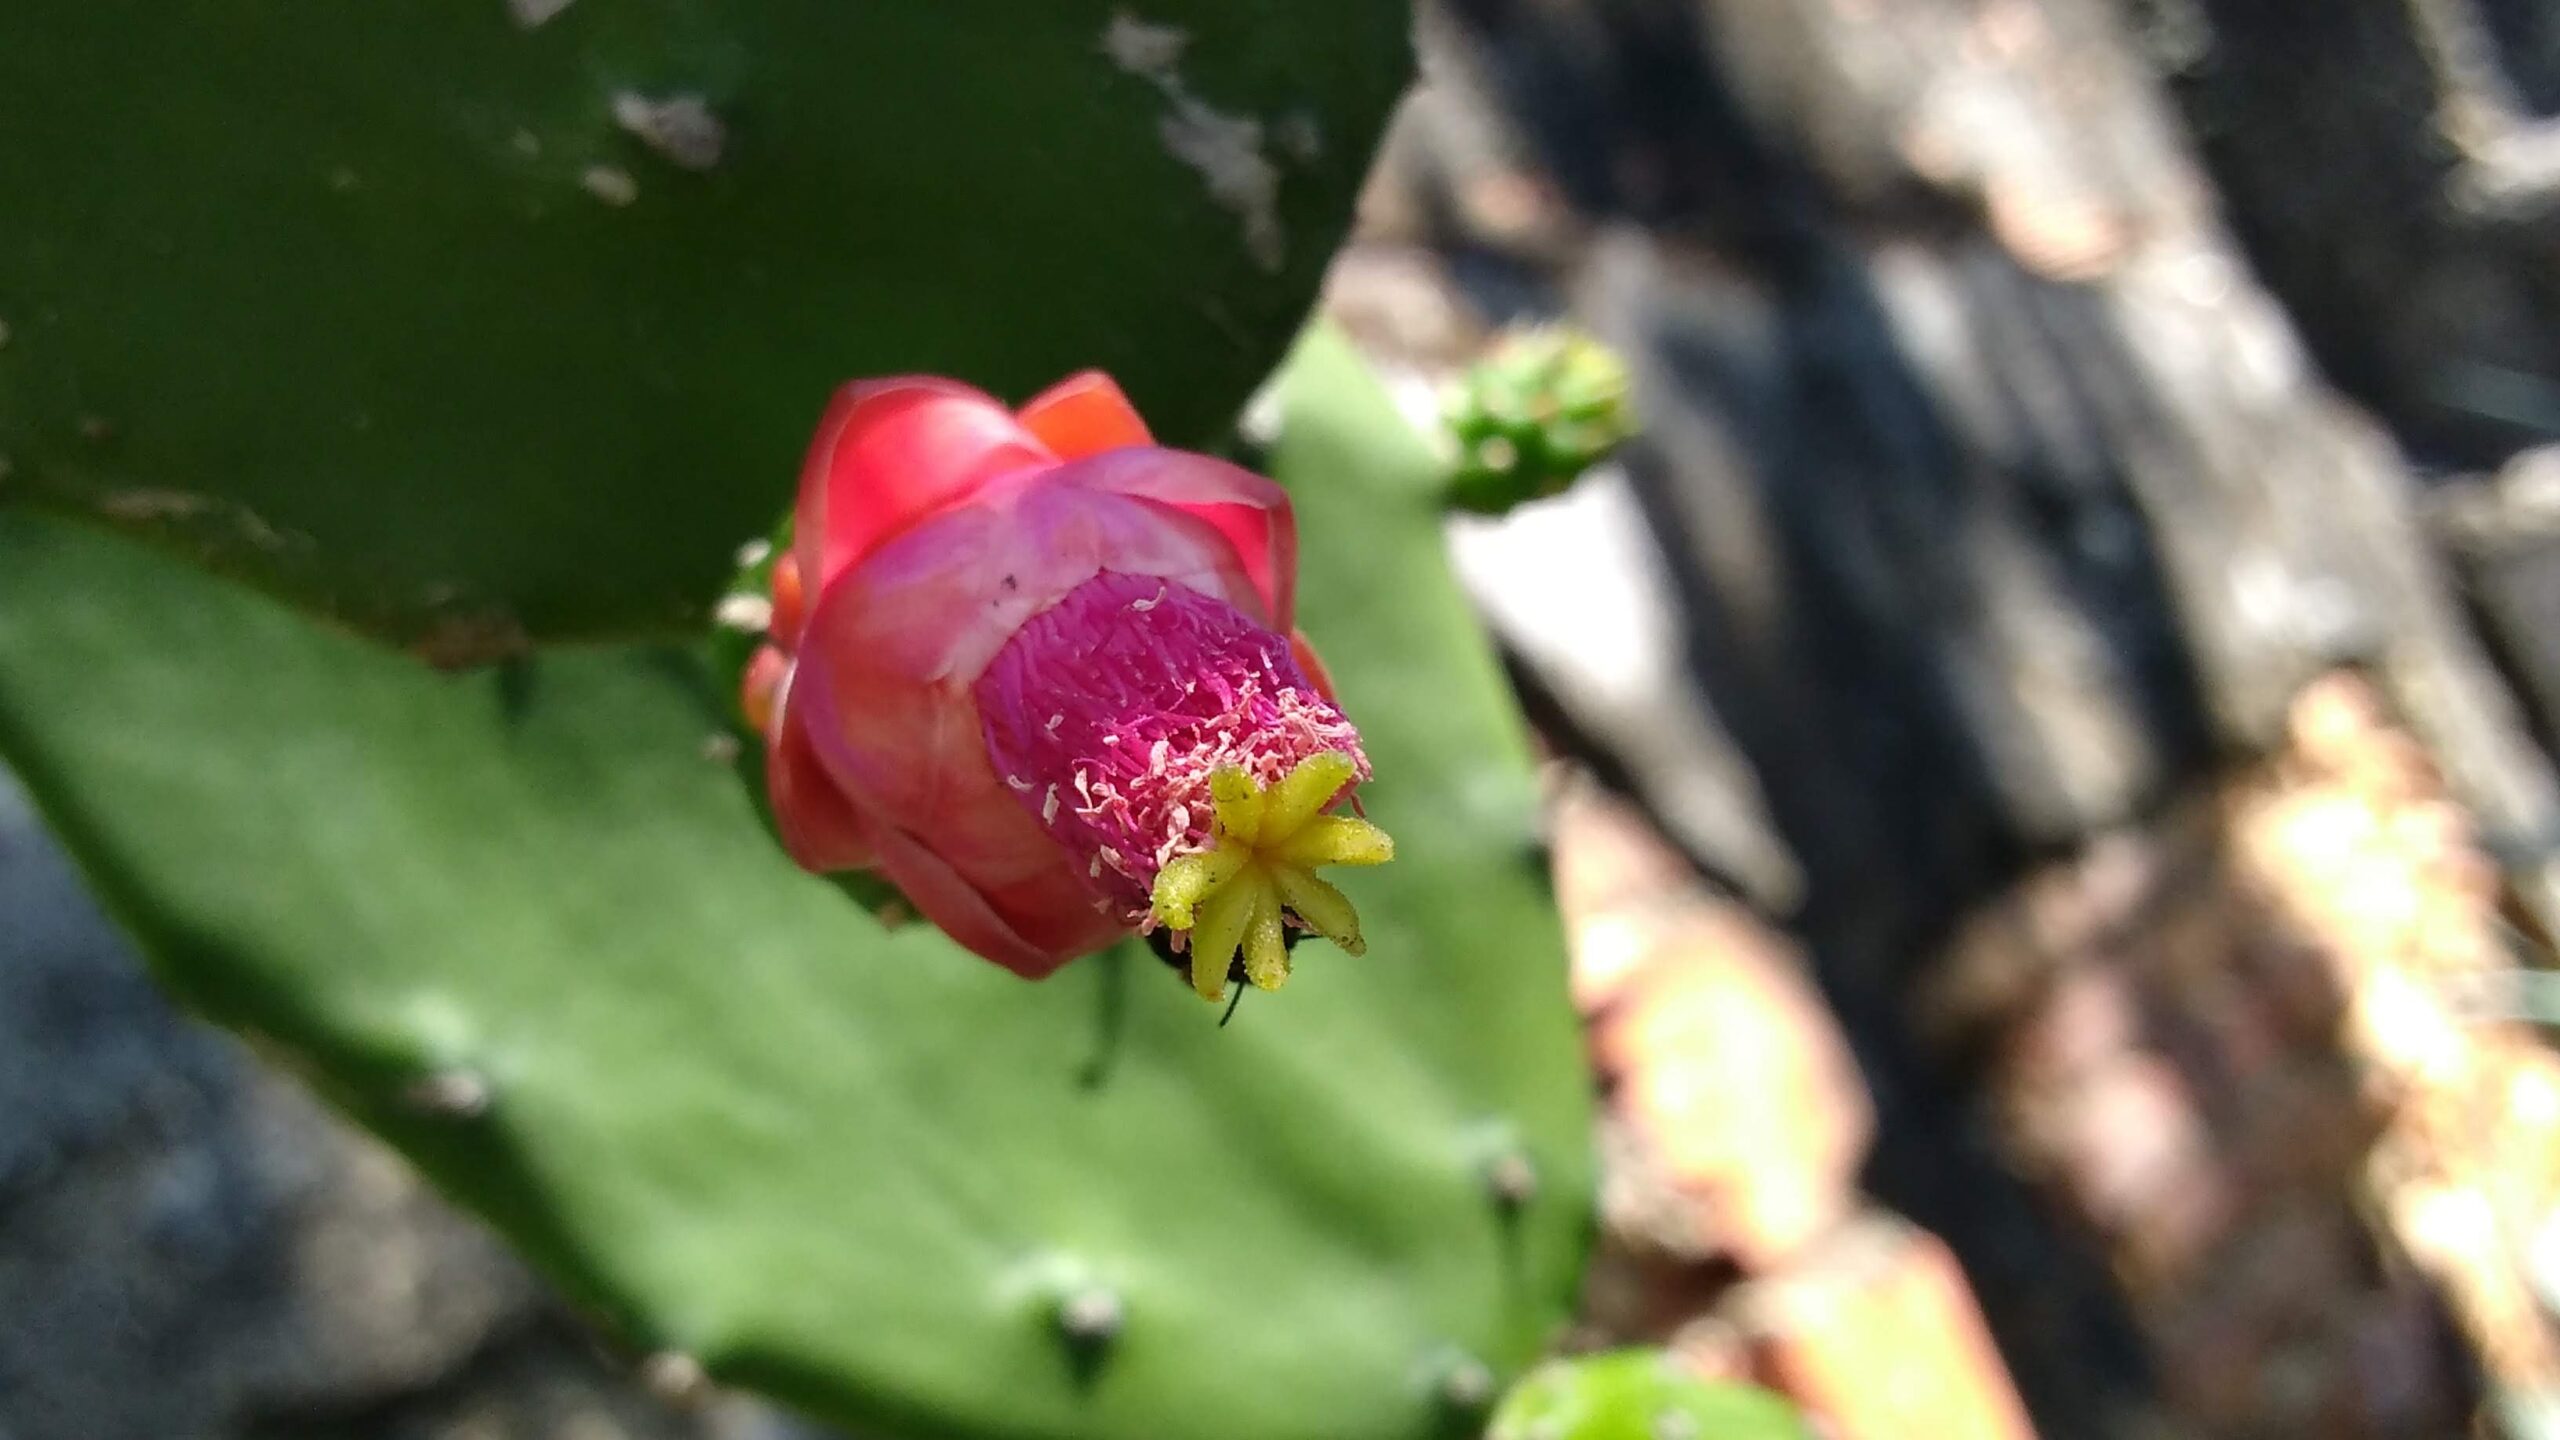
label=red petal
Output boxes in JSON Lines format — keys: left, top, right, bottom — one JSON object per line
{"left": 796, "top": 472, "right": 1270, "bottom": 734}
{"left": 780, "top": 481, "right": 1259, "bottom": 975}
{"left": 867, "top": 819, "right": 1126, "bottom": 978}
{"left": 1060, "top": 447, "right": 1299, "bottom": 629}
{"left": 740, "top": 644, "right": 789, "bottom": 736}
{"left": 1016, "top": 371, "right": 1154, "bottom": 459}
{"left": 794, "top": 378, "right": 1055, "bottom": 597}
{"left": 1289, "top": 629, "right": 1339, "bottom": 701}
{"left": 769, "top": 554, "right": 807, "bottom": 652}
{"left": 864, "top": 821, "right": 1067, "bottom": 977}
{"left": 766, "top": 673, "right": 879, "bottom": 874}
{"left": 789, "top": 626, "right": 1129, "bottom": 976}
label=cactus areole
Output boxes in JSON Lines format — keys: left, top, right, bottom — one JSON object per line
{"left": 743, "top": 372, "right": 1394, "bottom": 1001}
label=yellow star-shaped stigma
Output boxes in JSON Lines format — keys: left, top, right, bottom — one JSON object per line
{"left": 1148, "top": 750, "right": 1395, "bottom": 1002}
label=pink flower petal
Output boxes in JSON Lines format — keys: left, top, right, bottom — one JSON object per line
{"left": 783, "top": 477, "right": 1264, "bottom": 962}
{"left": 788, "top": 630, "right": 1126, "bottom": 973}
{"left": 766, "top": 672, "right": 879, "bottom": 874}
{"left": 769, "top": 370, "right": 1314, "bottom": 980}
{"left": 1060, "top": 447, "right": 1298, "bottom": 628}
{"left": 801, "top": 472, "right": 1263, "bottom": 742}
{"left": 863, "top": 816, "right": 1121, "bottom": 978}
{"left": 794, "top": 378, "right": 1056, "bottom": 596}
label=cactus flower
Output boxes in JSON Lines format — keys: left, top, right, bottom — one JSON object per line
{"left": 744, "top": 371, "right": 1392, "bottom": 1001}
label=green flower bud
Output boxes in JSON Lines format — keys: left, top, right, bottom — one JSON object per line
{"left": 1445, "top": 327, "right": 1636, "bottom": 514}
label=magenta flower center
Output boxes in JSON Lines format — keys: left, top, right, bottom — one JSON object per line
{"left": 975, "top": 571, "right": 1370, "bottom": 921}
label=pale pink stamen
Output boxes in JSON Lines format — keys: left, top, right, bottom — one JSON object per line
{"left": 975, "top": 571, "right": 1369, "bottom": 921}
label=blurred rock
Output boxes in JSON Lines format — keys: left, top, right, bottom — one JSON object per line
{"left": 2131, "top": 0, "right": 2560, "bottom": 469}
{"left": 2438, "top": 448, "right": 2560, "bottom": 793}
{"left": 1353, "top": 0, "right": 2560, "bottom": 1430}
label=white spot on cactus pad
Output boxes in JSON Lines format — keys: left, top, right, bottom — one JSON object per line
{"left": 638, "top": 1352, "right": 709, "bottom": 1405}
{"left": 1101, "top": 12, "right": 1287, "bottom": 273}
{"left": 1156, "top": 103, "right": 1285, "bottom": 273}
{"left": 507, "top": 0, "right": 576, "bottom": 29}
{"left": 580, "top": 165, "right": 639, "bottom": 207}
{"left": 400, "top": 1068, "right": 492, "bottom": 1118}
{"left": 1101, "top": 12, "right": 1187, "bottom": 72}
{"left": 1057, "top": 1287, "right": 1125, "bottom": 1341}
{"left": 99, "top": 488, "right": 297, "bottom": 552}
{"left": 611, "top": 92, "right": 726, "bottom": 171}
{"left": 714, "top": 593, "right": 773, "bottom": 633}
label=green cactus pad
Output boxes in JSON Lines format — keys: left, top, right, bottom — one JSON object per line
{"left": 0, "top": 2, "right": 1405, "bottom": 647}
{"left": 0, "top": 328, "right": 1593, "bottom": 1440}
{"left": 1489, "top": 1352, "right": 1809, "bottom": 1440}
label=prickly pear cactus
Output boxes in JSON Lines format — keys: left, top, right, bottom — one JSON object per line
{"left": 1489, "top": 1352, "right": 1808, "bottom": 1440}
{"left": 0, "top": 2, "right": 1404, "bottom": 647}
{"left": 0, "top": 328, "right": 1594, "bottom": 1440}
{"left": 1444, "top": 328, "right": 1635, "bottom": 515}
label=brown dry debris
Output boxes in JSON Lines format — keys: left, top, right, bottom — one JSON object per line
{"left": 1548, "top": 668, "right": 2558, "bottom": 1436}
{"left": 1549, "top": 768, "right": 2033, "bottom": 1438}
{"left": 2253, "top": 674, "right": 2560, "bottom": 1403}
{"left": 1555, "top": 772, "right": 1872, "bottom": 1272}
{"left": 1949, "top": 669, "right": 2547, "bottom": 1434}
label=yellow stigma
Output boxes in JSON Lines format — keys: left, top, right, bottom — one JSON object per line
{"left": 1148, "top": 750, "right": 1395, "bottom": 1003}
